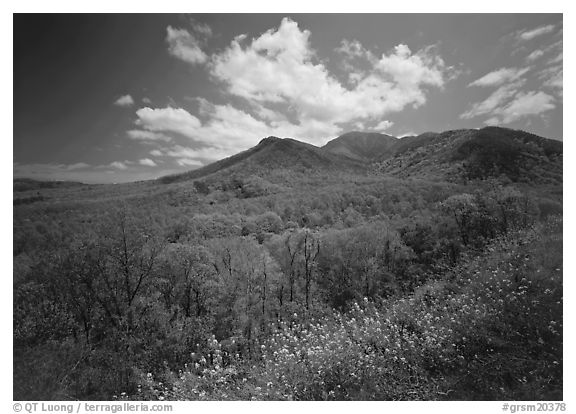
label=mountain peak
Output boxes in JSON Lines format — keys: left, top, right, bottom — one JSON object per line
{"left": 158, "top": 134, "right": 367, "bottom": 184}
{"left": 258, "top": 136, "right": 283, "bottom": 146}
{"left": 322, "top": 131, "right": 398, "bottom": 162}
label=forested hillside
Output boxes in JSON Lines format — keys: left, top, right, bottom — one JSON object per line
{"left": 376, "top": 127, "right": 563, "bottom": 185}
{"left": 13, "top": 128, "right": 563, "bottom": 400}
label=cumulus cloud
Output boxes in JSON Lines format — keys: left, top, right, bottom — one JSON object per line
{"left": 468, "top": 67, "right": 529, "bottom": 87}
{"left": 518, "top": 24, "right": 555, "bottom": 41}
{"left": 166, "top": 26, "right": 208, "bottom": 65}
{"left": 134, "top": 103, "right": 339, "bottom": 165}
{"left": 139, "top": 158, "right": 157, "bottom": 167}
{"left": 336, "top": 39, "right": 374, "bottom": 61}
{"left": 165, "top": 145, "right": 230, "bottom": 161}
{"left": 210, "top": 18, "right": 447, "bottom": 126}
{"left": 144, "top": 18, "right": 452, "bottom": 166}
{"left": 150, "top": 149, "right": 164, "bottom": 157}
{"left": 164, "top": 145, "right": 230, "bottom": 166}
{"left": 136, "top": 107, "right": 202, "bottom": 137}
{"left": 375, "top": 120, "right": 394, "bottom": 131}
{"left": 185, "top": 16, "right": 212, "bottom": 38}
{"left": 127, "top": 129, "right": 172, "bottom": 142}
{"left": 114, "top": 94, "right": 135, "bottom": 107}
{"left": 109, "top": 161, "right": 128, "bottom": 170}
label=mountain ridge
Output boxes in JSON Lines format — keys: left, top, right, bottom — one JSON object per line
{"left": 321, "top": 131, "right": 398, "bottom": 161}
{"left": 157, "top": 126, "right": 561, "bottom": 186}
{"left": 13, "top": 127, "right": 562, "bottom": 188}
{"left": 158, "top": 135, "right": 368, "bottom": 184}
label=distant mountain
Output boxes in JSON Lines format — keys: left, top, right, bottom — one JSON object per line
{"left": 376, "top": 127, "right": 562, "bottom": 184}
{"left": 13, "top": 177, "right": 87, "bottom": 192}
{"left": 322, "top": 131, "right": 398, "bottom": 162}
{"left": 157, "top": 127, "right": 562, "bottom": 187}
{"left": 159, "top": 136, "right": 367, "bottom": 184}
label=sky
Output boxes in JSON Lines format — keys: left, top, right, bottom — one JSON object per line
{"left": 13, "top": 13, "right": 563, "bottom": 183}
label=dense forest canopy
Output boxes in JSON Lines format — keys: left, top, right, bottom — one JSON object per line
{"left": 13, "top": 127, "right": 562, "bottom": 400}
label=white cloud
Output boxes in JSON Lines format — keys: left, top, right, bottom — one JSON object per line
{"left": 175, "top": 158, "right": 204, "bottom": 167}
{"left": 524, "top": 38, "right": 561, "bottom": 63}
{"left": 139, "top": 158, "right": 157, "bottom": 167}
{"left": 136, "top": 107, "right": 202, "bottom": 137}
{"left": 186, "top": 16, "right": 212, "bottom": 38}
{"left": 150, "top": 149, "right": 164, "bottom": 157}
{"left": 526, "top": 49, "right": 544, "bottom": 62}
{"left": 549, "top": 50, "right": 563, "bottom": 65}
{"left": 470, "top": 91, "right": 555, "bottom": 126}
{"left": 210, "top": 18, "right": 447, "bottom": 127}
{"left": 462, "top": 73, "right": 555, "bottom": 125}
{"left": 336, "top": 39, "right": 374, "bottom": 61}
{"left": 134, "top": 103, "right": 341, "bottom": 163}
{"left": 140, "top": 18, "right": 451, "bottom": 164}
{"left": 375, "top": 120, "right": 394, "bottom": 131}
{"left": 498, "top": 91, "right": 555, "bottom": 124}
{"left": 165, "top": 145, "right": 232, "bottom": 161}
{"left": 463, "top": 33, "right": 562, "bottom": 124}
{"left": 252, "top": 104, "right": 288, "bottom": 123}
{"left": 166, "top": 26, "right": 208, "bottom": 65}
{"left": 518, "top": 24, "right": 555, "bottom": 41}
{"left": 484, "top": 117, "right": 500, "bottom": 126}
{"left": 114, "top": 94, "right": 134, "bottom": 107}
{"left": 461, "top": 81, "right": 524, "bottom": 119}
{"left": 142, "top": 97, "right": 152, "bottom": 104}
{"left": 109, "top": 161, "right": 128, "bottom": 170}
{"left": 66, "top": 162, "right": 90, "bottom": 170}
{"left": 541, "top": 67, "right": 562, "bottom": 96}
{"left": 126, "top": 129, "right": 172, "bottom": 142}
{"left": 468, "top": 67, "right": 529, "bottom": 87}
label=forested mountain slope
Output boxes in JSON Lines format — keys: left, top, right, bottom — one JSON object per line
{"left": 375, "top": 127, "right": 562, "bottom": 185}
{"left": 159, "top": 136, "right": 367, "bottom": 185}
{"left": 322, "top": 131, "right": 398, "bottom": 161}
{"left": 13, "top": 126, "right": 563, "bottom": 401}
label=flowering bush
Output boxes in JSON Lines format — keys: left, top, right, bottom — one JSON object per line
{"left": 137, "top": 217, "right": 561, "bottom": 400}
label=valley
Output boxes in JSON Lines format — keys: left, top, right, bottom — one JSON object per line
{"left": 13, "top": 126, "right": 563, "bottom": 401}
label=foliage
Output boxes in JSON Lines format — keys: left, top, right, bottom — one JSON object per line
{"left": 139, "top": 218, "right": 562, "bottom": 400}
{"left": 13, "top": 162, "right": 562, "bottom": 400}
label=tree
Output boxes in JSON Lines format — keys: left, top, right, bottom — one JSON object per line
{"left": 207, "top": 237, "right": 279, "bottom": 344}
{"left": 441, "top": 194, "right": 478, "bottom": 246}
{"left": 301, "top": 230, "right": 320, "bottom": 310}
{"left": 75, "top": 207, "right": 165, "bottom": 333}
{"left": 156, "top": 243, "right": 214, "bottom": 318}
